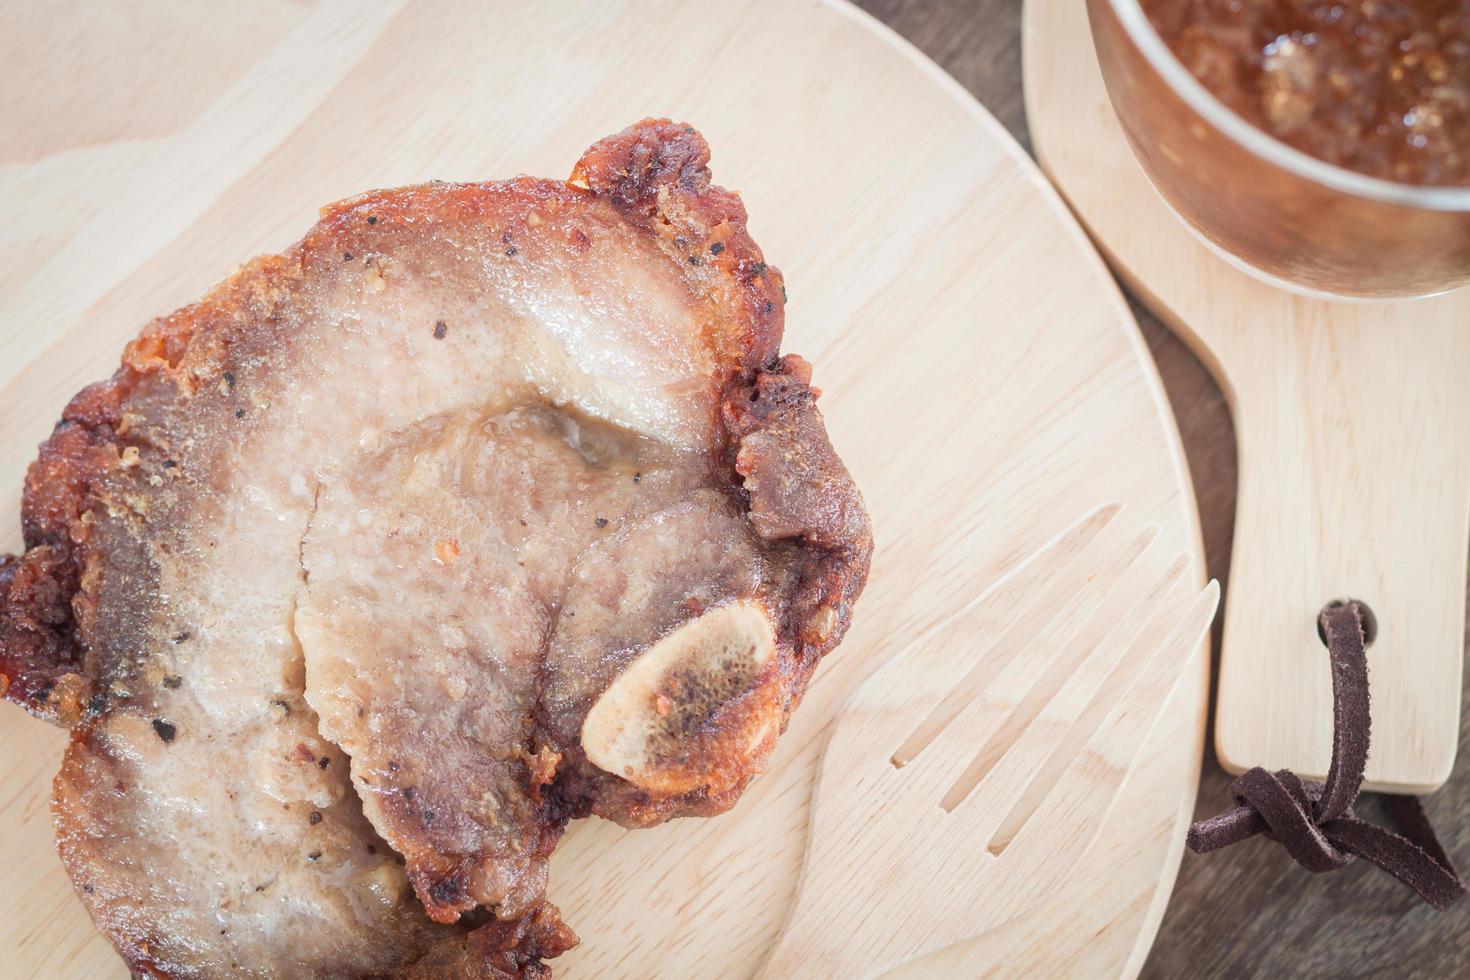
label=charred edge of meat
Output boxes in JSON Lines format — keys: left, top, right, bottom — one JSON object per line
{"left": 545, "top": 126, "right": 872, "bottom": 828}
{"left": 571, "top": 117, "right": 787, "bottom": 383}
{"left": 576, "top": 122, "right": 871, "bottom": 672}
{"left": 1, "top": 358, "right": 163, "bottom": 722}
{"left": 0, "top": 247, "right": 296, "bottom": 725}
{"left": 396, "top": 904, "right": 578, "bottom": 980}
{"left": 564, "top": 354, "right": 874, "bottom": 831}
{"left": 724, "top": 354, "right": 873, "bottom": 663}
{"left": 399, "top": 799, "right": 565, "bottom": 926}
{"left": 0, "top": 547, "right": 84, "bottom": 722}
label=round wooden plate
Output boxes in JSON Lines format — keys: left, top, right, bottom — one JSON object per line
{"left": 0, "top": 1, "right": 1207, "bottom": 975}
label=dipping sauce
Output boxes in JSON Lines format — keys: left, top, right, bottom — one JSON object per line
{"left": 1142, "top": 0, "right": 1470, "bottom": 185}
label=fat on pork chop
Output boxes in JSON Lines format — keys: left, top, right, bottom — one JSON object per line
{"left": 0, "top": 119, "right": 872, "bottom": 977}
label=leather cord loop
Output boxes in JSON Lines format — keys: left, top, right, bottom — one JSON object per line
{"left": 1186, "top": 601, "right": 1465, "bottom": 910}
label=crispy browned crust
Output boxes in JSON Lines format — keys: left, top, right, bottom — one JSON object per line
{"left": 395, "top": 906, "right": 578, "bottom": 980}
{"left": 566, "top": 353, "right": 874, "bottom": 830}
{"left": 397, "top": 809, "right": 562, "bottom": 927}
{"left": 0, "top": 252, "right": 291, "bottom": 724}
{"left": 724, "top": 353, "right": 873, "bottom": 663}
{"left": 551, "top": 126, "right": 873, "bottom": 830}
{"left": 1, "top": 118, "right": 871, "bottom": 972}
{"left": 570, "top": 118, "right": 786, "bottom": 380}
{"left": 0, "top": 382, "right": 116, "bottom": 721}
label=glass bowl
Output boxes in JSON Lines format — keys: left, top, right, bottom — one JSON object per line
{"left": 1087, "top": 0, "right": 1470, "bottom": 300}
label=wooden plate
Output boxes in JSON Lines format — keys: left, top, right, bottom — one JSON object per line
{"left": 0, "top": 1, "right": 1206, "bottom": 975}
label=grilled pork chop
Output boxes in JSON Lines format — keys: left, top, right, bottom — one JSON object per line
{"left": 0, "top": 120, "right": 871, "bottom": 976}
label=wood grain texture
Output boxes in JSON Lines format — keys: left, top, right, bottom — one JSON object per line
{"left": 865, "top": 0, "right": 1470, "bottom": 975}
{"left": 762, "top": 506, "right": 1220, "bottom": 976}
{"left": 868, "top": 0, "right": 1470, "bottom": 974}
{"left": 0, "top": 1, "right": 1206, "bottom": 977}
{"left": 1024, "top": 0, "right": 1470, "bottom": 797}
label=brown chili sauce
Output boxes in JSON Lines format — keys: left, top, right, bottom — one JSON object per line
{"left": 1143, "top": 0, "right": 1470, "bottom": 185}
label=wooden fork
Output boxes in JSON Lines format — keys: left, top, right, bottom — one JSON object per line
{"left": 760, "top": 503, "right": 1219, "bottom": 977}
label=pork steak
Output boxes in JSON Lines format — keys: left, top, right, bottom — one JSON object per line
{"left": 0, "top": 120, "right": 871, "bottom": 977}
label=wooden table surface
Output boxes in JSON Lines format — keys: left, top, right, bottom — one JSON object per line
{"left": 854, "top": 1, "right": 1470, "bottom": 976}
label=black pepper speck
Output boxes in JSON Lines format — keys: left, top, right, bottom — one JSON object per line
{"left": 152, "top": 719, "right": 177, "bottom": 743}
{"left": 595, "top": 517, "right": 608, "bottom": 528}
{"left": 310, "top": 811, "right": 322, "bottom": 825}
{"left": 163, "top": 675, "right": 182, "bottom": 690}
{"left": 709, "top": 242, "right": 725, "bottom": 255}
{"left": 433, "top": 320, "right": 447, "bottom": 340}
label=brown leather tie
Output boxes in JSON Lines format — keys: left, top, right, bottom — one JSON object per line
{"left": 1186, "top": 601, "right": 1465, "bottom": 910}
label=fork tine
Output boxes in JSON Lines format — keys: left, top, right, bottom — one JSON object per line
{"left": 842, "top": 504, "right": 1124, "bottom": 745}
{"left": 937, "top": 552, "right": 1190, "bottom": 814}
{"left": 891, "top": 515, "right": 1156, "bottom": 768}
{"left": 987, "top": 578, "right": 1220, "bottom": 856}
{"left": 820, "top": 504, "right": 1130, "bottom": 836}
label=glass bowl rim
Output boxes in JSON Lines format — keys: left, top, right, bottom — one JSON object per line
{"left": 1102, "top": 0, "right": 1470, "bottom": 212}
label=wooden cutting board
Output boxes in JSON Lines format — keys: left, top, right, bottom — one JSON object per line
{"left": 0, "top": 1, "right": 1207, "bottom": 975}
{"left": 1022, "top": 0, "right": 1470, "bottom": 794}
